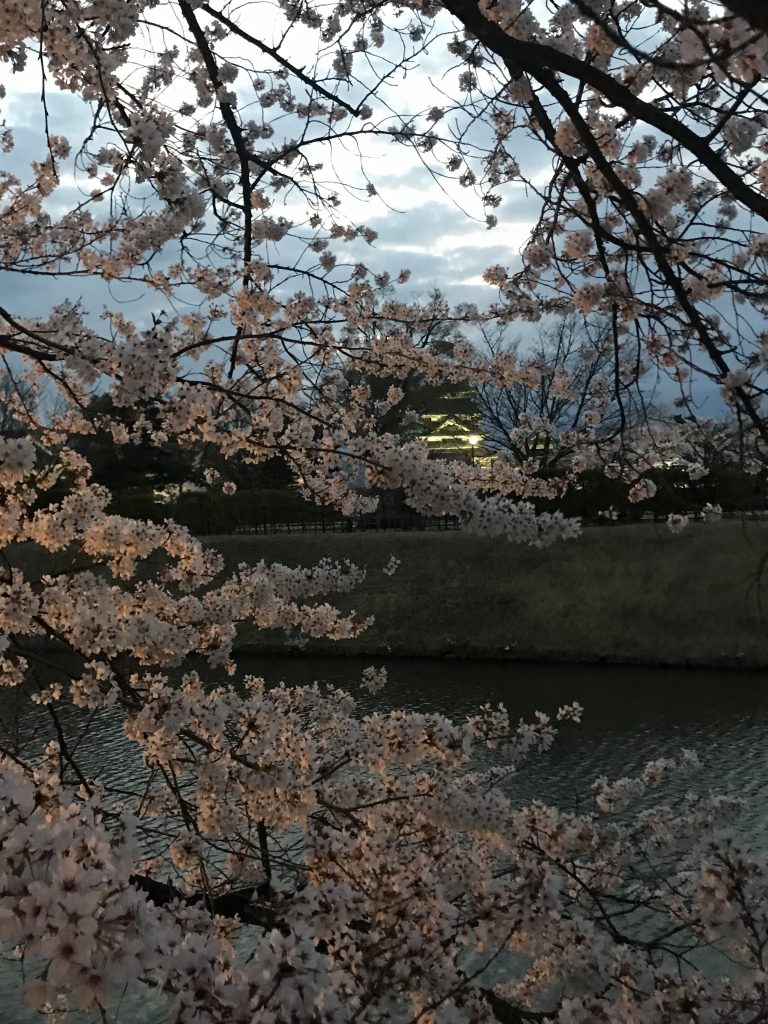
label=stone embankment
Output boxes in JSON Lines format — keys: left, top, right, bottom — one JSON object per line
{"left": 210, "top": 520, "right": 768, "bottom": 668}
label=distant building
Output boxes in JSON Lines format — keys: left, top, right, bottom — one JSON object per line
{"left": 419, "top": 387, "right": 494, "bottom": 465}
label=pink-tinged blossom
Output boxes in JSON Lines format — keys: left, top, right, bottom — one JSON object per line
{"left": 2, "top": 1, "right": 768, "bottom": 1020}
{"left": 628, "top": 479, "right": 657, "bottom": 503}
{"left": 666, "top": 512, "right": 689, "bottom": 534}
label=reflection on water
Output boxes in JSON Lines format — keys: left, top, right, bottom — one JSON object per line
{"left": 2, "top": 656, "right": 768, "bottom": 1021}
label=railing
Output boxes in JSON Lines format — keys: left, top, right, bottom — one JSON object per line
{"left": 234, "top": 513, "right": 460, "bottom": 535}
{"left": 631, "top": 509, "right": 768, "bottom": 523}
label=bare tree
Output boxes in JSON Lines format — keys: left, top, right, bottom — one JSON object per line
{"left": 475, "top": 315, "right": 648, "bottom": 470}
{"left": 0, "top": 365, "right": 37, "bottom": 437}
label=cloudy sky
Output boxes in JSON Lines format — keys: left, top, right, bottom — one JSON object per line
{"left": 0, "top": 7, "right": 729, "bottom": 419}
{"left": 0, "top": 7, "right": 551, "bottom": 330}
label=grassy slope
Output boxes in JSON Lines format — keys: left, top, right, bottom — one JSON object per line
{"left": 208, "top": 521, "right": 768, "bottom": 667}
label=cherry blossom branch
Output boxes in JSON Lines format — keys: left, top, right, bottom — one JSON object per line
{"left": 441, "top": 0, "right": 768, "bottom": 222}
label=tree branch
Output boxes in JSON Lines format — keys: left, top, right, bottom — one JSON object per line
{"left": 724, "top": 1, "right": 768, "bottom": 35}
{"left": 201, "top": 3, "right": 362, "bottom": 117}
{"left": 439, "top": 0, "right": 768, "bottom": 223}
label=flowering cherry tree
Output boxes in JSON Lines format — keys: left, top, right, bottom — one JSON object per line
{"left": 2, "top": 2, "right": 768, "bottom": 1022}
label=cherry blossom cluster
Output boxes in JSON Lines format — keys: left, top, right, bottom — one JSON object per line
{"left": 1, "top": 1, "right": 768, "bottom": 1021}
{"left": 2, "top": 689, "right": 763, "bottom": 1024}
